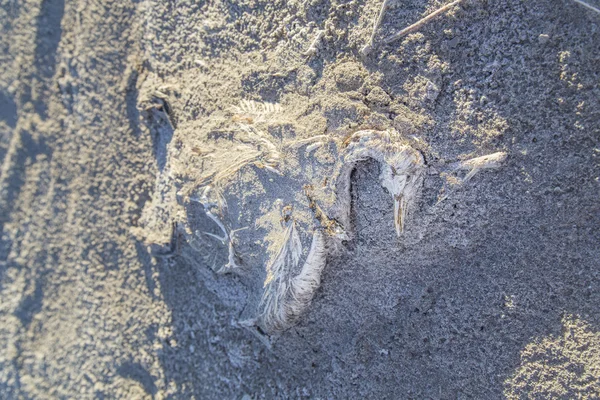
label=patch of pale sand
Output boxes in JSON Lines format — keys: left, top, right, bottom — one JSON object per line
{"left": 505, "top": 315, "right": 600, "bottom": 399}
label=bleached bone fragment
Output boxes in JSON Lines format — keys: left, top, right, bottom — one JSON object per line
{"left": 188, "top": 187, "right": 248, "bottom": 274}
{"left": 453, "top": 151, "right": 507, "bottom": 182}
{"left": 194, "top": 186, "right": 229, "bottom": 244}
{"left": 285, "top": 135, "right": 331, "bottom": 150}
{"left": 218, "top": 238, "right": 243, "bottom": 273}
{"left": 305, "top": 141, "right": 324, "bottom": 153}
{"left": 435, "top": 151, "right": 508, "bottom": 204}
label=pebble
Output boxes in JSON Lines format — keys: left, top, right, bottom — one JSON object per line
{"left": 538, "top": 34, "right": 550, "bottom": 45}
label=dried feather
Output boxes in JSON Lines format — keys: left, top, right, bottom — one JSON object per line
{"left": 288, "top": 230, "right": 327, "bottom": 315}
{"left": 232, "top": 100, "right": 283, "bottom": 124}
{"left": 258, "top": 221, "right": 303, "bottom": 331}
{"left": 258, "top": 227, "right": 327, "bottom": 332}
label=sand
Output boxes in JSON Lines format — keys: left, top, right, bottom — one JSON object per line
{"left": 0, "top": 0, "right": 599, "bottom": 398}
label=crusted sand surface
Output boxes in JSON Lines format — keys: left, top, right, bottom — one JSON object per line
{"left": 0, "top": 0, "right": 599, "bottom": 398}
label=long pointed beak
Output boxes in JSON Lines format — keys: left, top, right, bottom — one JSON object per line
{"left": 394, "top": 194, "right": 405, "bottom": 236}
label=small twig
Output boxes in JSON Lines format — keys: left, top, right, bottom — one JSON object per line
{"left": 304, "top": 30, "right": 325, "bottom": 57}
{"left": 383, "top": 0, "right": 466, "bottom": 45}
{"left": 572, "top": 0, "right": 600, "bottom": 15}
{"left": 361, "top": 0, "right": 390, "bottom": 56}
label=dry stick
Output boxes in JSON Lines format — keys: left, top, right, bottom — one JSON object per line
{"left": 304, "top": 29, "right": 325, "bottom": 57}
{"left": 360, "top": 0, "right": 390, "bottom": 56}
{"left": 383, "top": 0, "right": 466, "bottom": 45}
{"left": 572, "top": 0, "right": 600, "bottom": 15}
